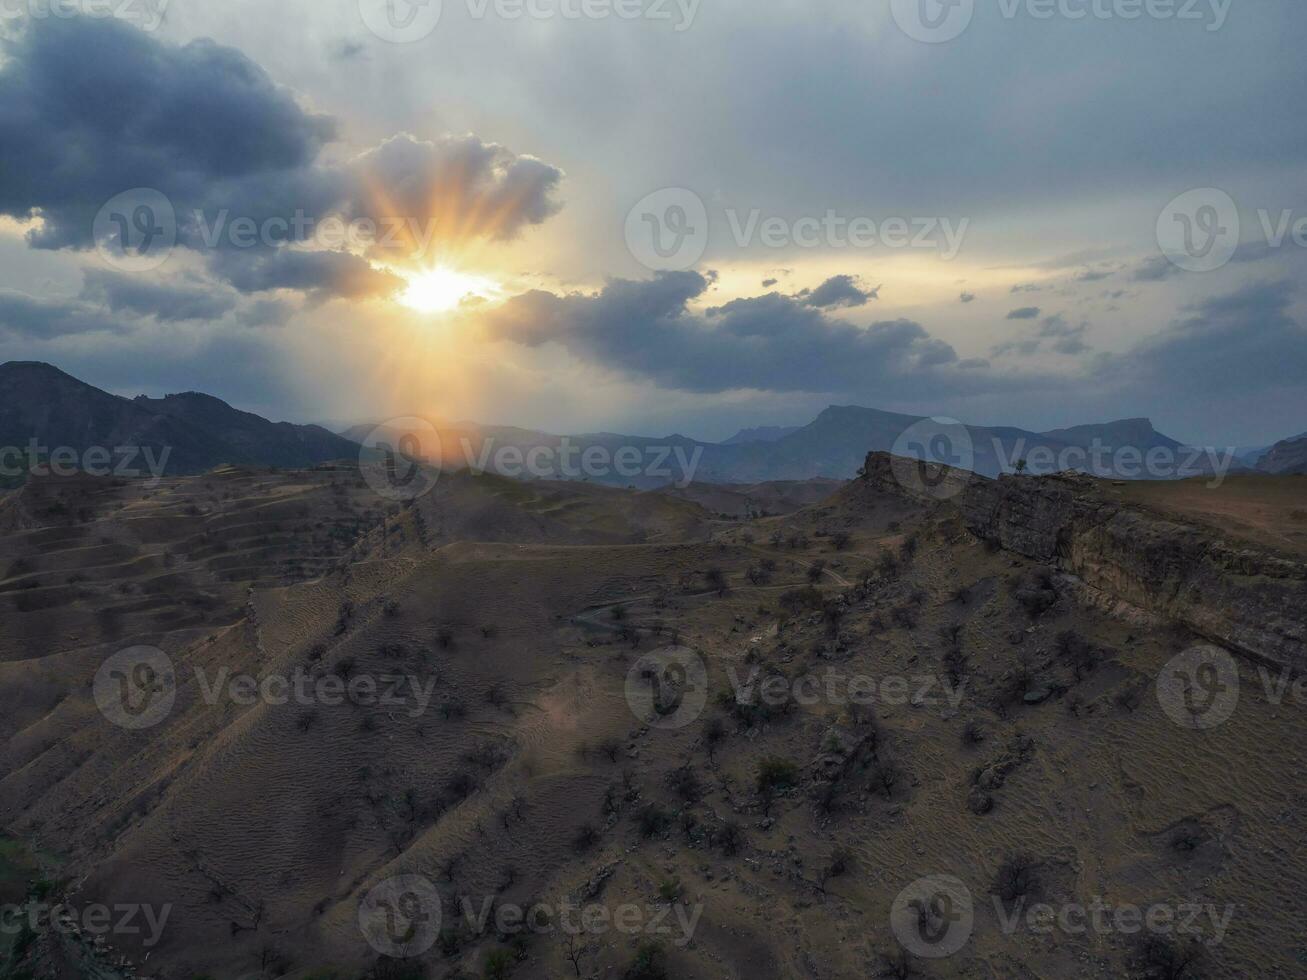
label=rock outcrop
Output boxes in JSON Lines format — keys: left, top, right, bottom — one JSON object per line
{"left": 861, "top": 451, "right": 1307, "bottom": 671}
{"left": 1257, "top": 434, "right": 1307, "bottom": 475}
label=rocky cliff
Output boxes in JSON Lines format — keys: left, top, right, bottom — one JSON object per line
{"left": 1257, "top": 434, "right": 1307, "bottom": 475}
{"left": 861, "top": 452, "right": 1307, "bottom": 671}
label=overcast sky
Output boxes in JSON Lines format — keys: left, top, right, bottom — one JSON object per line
{"left": 0, "top": 0, "right": 1304, "bottom": 445}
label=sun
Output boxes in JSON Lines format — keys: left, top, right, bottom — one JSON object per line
{"left": 399, "top": 265, "right": 501, "bottom": 314}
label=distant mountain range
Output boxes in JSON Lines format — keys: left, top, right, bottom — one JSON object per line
{"left": 345, "top": 404, "right": 1256, "bottom": 488}
{"left": 0, "top": 361, "right": 358, "bottom": 477}
{"left": 721, "top": 425, "right": 801, "bottom": 445}
{"left": 3, "top": 362, "right": 1302, "bottom": 486}
{"left": 1256, "top": 433, "right": 1307, "bottom": 475}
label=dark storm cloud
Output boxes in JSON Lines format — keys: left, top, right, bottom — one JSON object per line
{"left": 1133, "top": 240, "right": 1287, "bottom": 282}
{"left": 1120, "top": 280, "right": 1307, "bottom": 392}
{"left": 208, "top": 250, "right": 405, "bottom": 300}
{"left": 79, "top": 269, "right": 238, "bottom": 322}
{"left": 992, "top": 313, "right": 1089, "bottom": 358}
{"left": 1007, "top": 307, "right": 1041, "bottom": 320}
{"left": 0, "top": 16, "right": 335, "bottom": 251}
{"left": 0, "top": 290, "right": 128, "bottom": 338}
{"left": 483, "top": 272, "right": 966, "bottom": 395}
{"left": 1, "top": 273, "right": 297, "bottom": 338}
{"left": 797, "top": 274, "right": 879, "bottom": 309}
{"left": 0, "top": 17, "right": 563, "bottom": 298}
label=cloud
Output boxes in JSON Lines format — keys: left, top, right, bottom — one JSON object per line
{"left": 2, "top": 268, "right": 297, "bottom": 339}
{"left": 0, "top": 289, "right": 129, "bottom": 338}
{"left": 797, "top": 274, "right": 880, "bottom": 309}
{"left": 208, "top": 249, "right": 404, "bottom": 300}
{"left": 761, "top": 278, "right": 778, "bottom": 288}
{"left": 1036, "top": 314, "right": 1090, "bottom": 355}
{"left": 331, "top": 40, "right": 367, "bottom": 61}
{"left": 482, "top": 272, "right": 967, "bottom": 395}
{"left": 1075, "top": 267, "right": 1115, "bottom": 282}
{"left": 1120, "top": 280, "right": 1307, "bottom": 392}
{"left": 1006, "top": 306, "right": 1041, "bottom": 320}
{"left": 0, "top": 16, "right": 334, "bottom": 251}
{"left": 1132, "top": 255, "right": 1179, "bottom": 282}
{"left": 0, "top": 16, "right": 563, "bottom": 299}
{"left": 1133, "top": 240, "right": 1286, "bottom": 282}
{"left": 79, "top": 269, "right": 238, "bottom": 321}
{"left": 992, "top": 313, "right": 1089, "bottom": 358}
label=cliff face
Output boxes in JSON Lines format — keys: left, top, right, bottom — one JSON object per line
{"left": 861, "top": 452, "right": 1307, "bottom": 671}
{"left": 1257, "top": 434, "right": 1307, "bottom": 475}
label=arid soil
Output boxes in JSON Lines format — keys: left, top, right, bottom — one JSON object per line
{"left": 1, "top": 461, "right": 1304, "bottom": 979}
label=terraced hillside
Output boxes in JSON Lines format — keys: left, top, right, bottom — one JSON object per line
{"left": 0, "top": 462, "right": 1303, "bottom": 979}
